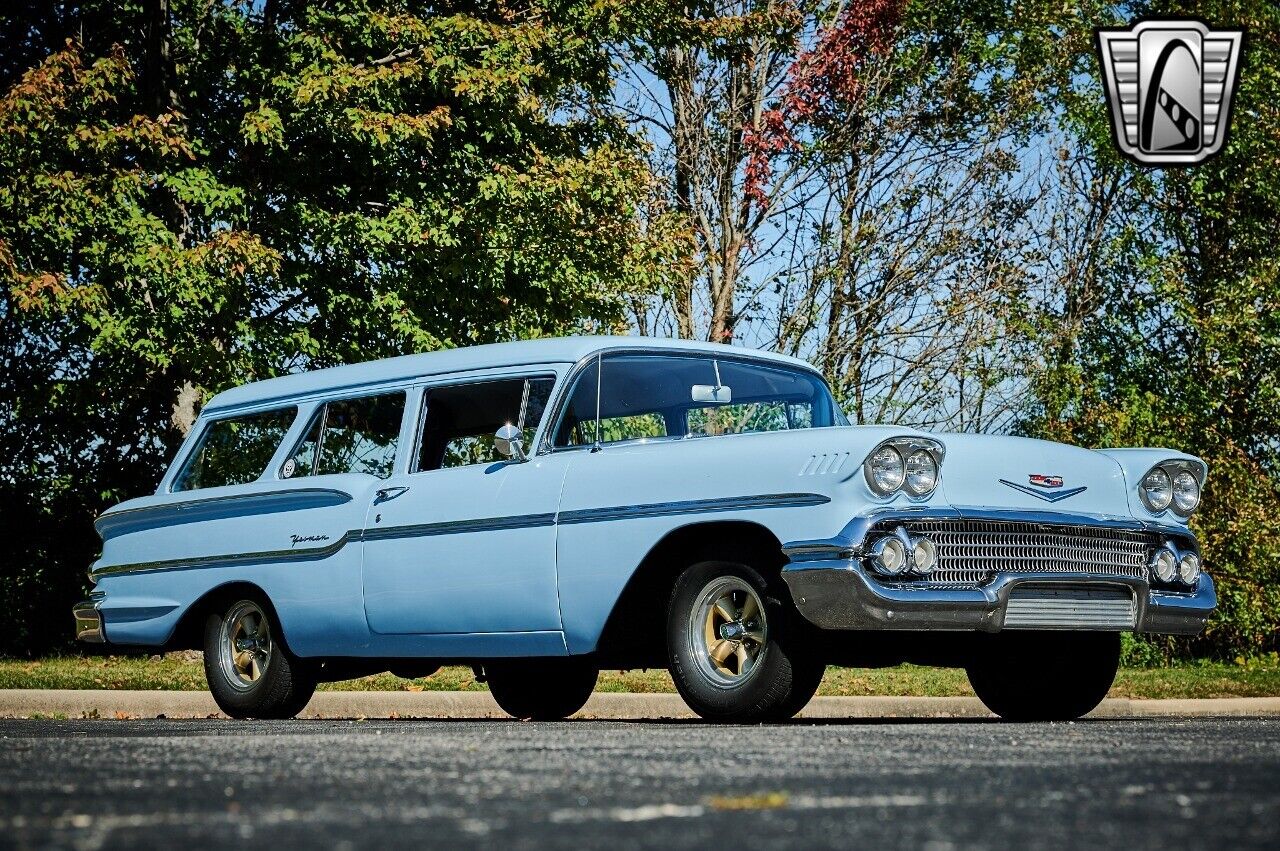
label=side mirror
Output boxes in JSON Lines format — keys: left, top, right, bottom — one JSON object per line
{"left": 494, "top": 424, "right": 527, "bottom": 462}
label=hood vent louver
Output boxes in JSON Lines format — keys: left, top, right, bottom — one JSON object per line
{"left": 799, "top": 452, "right": 850, "bottom": 476}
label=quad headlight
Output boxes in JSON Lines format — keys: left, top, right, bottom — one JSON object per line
{"left": 905, "top": 450, "right": 938, "bottom": 497}
{"left": 1138, "top": 461, "right": 1203, "bottom": 517}
{"left": 865, "top": 445, "right": 906, "bottom": 495}
{"left": 1139, "top": 467, "right": 1172, "bottom": 512}
{"left": 1171, "top": 470, "right": 1201, "bottom": 515}
{"left": 1149, "top": 544, "right": 1203, "bottom": 587}
{"left": 863, "top": 438, "right": 943, "bottom": 498}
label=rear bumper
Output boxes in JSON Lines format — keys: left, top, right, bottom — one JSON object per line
{"left": 72, "top": 595, "right": 105, "bottom": 643}
{"left": 782, "top": 558, "right": 1215, "bottom": 634}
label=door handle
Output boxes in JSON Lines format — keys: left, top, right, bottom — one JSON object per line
{"left": 374, "top": 486, "right": 410, "bottom": 504}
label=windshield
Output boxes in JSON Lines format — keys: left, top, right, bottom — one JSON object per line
{"left": 553, "top": 353, "right": 847, "bottom": 447}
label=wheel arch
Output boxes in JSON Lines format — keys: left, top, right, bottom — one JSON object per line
{"left": 165, "top": 580, "right": 291, "bottom": 653}
{"left": 591, "top": 519, "right": 789, "bottom": 668}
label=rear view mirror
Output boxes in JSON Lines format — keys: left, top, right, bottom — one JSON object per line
{"left": 692, "top": 384, "right": 732, "bottom": 404}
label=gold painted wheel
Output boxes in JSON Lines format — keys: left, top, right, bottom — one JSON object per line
{"left": 218, "top": 600, "right": 273, "bottom": 691}
{"left": 688, "top": 577, "right": 768, "bottom": 688}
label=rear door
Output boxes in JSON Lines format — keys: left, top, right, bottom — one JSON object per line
{"left": 359, "top": 372, "right": 568, "bottom": 635}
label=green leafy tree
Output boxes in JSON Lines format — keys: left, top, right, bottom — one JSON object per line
{"left": 1026, "top": 0, "right": 1280, "bottom": 659}
{"left": 0, "top": 0, "right": 690, "bottom": 655}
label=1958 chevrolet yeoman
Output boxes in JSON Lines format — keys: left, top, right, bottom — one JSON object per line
{"left": 74, "top": 337, "right": 1214, "bottom": 721}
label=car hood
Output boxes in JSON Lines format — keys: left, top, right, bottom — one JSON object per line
{"left": 935, "top": 433, "right": 1132, "bottom": 519}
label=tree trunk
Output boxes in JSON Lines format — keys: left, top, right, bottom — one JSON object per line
{"left": 171, "top": 379, "right": 201, "bottom": 436}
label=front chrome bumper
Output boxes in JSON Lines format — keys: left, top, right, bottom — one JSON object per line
{"left": 781, "top": 508, "right": 1216, "bottom": 635}
{"left": 72, "top": 595, "right": 105, "bottom": 643}
{"left": 781, "top": 558, "right": 1215, "bottom": 634}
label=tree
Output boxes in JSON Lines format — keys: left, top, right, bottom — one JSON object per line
{"left": 0, "top": 0, "right": 690, "bottom": 655}
{"left": 1024, "top": 0, "right": 1280, "bottom": 658}
{"left": 625, "top": 0, "right": 1108, "bottom": 429}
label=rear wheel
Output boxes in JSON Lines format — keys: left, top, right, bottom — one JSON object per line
{"left": 966, "top": 631, "right": 1120, "bottom": 721}
{"left": 486, "top": 659, "right": 598, "bottom": 720}
{"left": 667, "top": 561, "right": 825, "bottom": 722}
{"left": 203, "top": 598, "right": 316, "bottom": 720}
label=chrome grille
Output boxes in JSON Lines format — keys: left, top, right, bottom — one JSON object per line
{"left": 891, "top": 519, "right": 1157, "bottom": 586}
{"left": 1004, "top": 583, "right": 1137, "bottom": 630}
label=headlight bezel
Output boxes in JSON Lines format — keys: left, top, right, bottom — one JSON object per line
{"left": 1138, "top": 459, "right": 1205, "bottom": 518}
{"left": 862, "top": 437, "right": 944, "bottom": 499}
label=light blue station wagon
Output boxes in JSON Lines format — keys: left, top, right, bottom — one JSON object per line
{"left": 74, "top": 336, "right": 1215, "bottom": 721}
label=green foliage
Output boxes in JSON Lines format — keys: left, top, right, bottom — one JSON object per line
{"left": 0, "top": 1, "right": 691, "bottom": 655}
{"left": 4, "top": 655, "right": 1280, "bottom": 698}
{"left": 1025, "top": 0, "right": 1280, "bottom": 659}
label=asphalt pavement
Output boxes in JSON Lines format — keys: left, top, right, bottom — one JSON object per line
{"left": 1, "top": 716, "right": 1278, "bottom": 849}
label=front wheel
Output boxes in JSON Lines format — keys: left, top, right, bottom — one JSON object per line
{"left": 486, "top": 659, "right": 598, "bottom": 720}
{"left": 203, "top": 598, "right": 316, "bottom": 719}
{"left": 667, "top": 561, "right": 825, "bottom": 722}
{"left": 966, "top": 631, "right": 1120, "bottom": 721}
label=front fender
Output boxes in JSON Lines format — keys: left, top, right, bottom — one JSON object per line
{"left": 1095, "top": 448, "right": 1206, "bottom": 525}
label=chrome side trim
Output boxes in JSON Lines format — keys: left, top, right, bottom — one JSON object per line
{"left": 557, "top": 492, "right": 829, "bottom": 525}
{"left": 95, "top": 487, "right": 355, "bottom": 540}
{"left": 360, "top": 513, "right": 558, "bottom": 542}
{"left": 91, "top": 492, "right": 829, "bottom": 577}
{"left": 92, "top": 535, "right": 354, "bottom": 577}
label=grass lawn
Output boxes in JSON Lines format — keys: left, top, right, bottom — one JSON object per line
{"left": 2, "top": 654, "right": 1278, "bottom": 699}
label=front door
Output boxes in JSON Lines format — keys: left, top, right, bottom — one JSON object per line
{"left": 360, "top": 374, "right": 566, "bottom": 635}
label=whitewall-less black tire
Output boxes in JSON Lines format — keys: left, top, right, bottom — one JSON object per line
{"left": 203, "top": 597, "right": 316, "bottom": 720}
{"left": 667, "top": 561, "right": 825, "bottom": 722}
{"left": 966, "top": 630, "right": 1120, "bottom": 721}
{"left": 486, "top": 658, "right": 598, "bottom": 720}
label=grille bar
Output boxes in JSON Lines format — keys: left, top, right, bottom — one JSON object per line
{"left": 1004, "top": 584, "right": 1137, "bottom": 630}
{"left": 890, "top": 519, "right": 1157, "bottom": 586}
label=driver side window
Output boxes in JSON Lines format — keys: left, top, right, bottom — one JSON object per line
{"left": 415, "top": 377, "right": 554, "bottom": 472}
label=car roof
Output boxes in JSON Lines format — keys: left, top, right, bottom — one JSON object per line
{"left": 203, "top": 336, "right": 821, "bottom": 414}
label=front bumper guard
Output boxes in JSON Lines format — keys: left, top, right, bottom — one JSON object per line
{"left": 781, "top": 558, "right": 1215, "bottom": 634}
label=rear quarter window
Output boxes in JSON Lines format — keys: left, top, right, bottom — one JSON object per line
{"left": 173, "top": 408, "right": 297, "bottom": 492}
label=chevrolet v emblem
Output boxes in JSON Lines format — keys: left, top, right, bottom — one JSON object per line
{"left": 999, "top": 477, "right": 1088, "bottom": 502}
